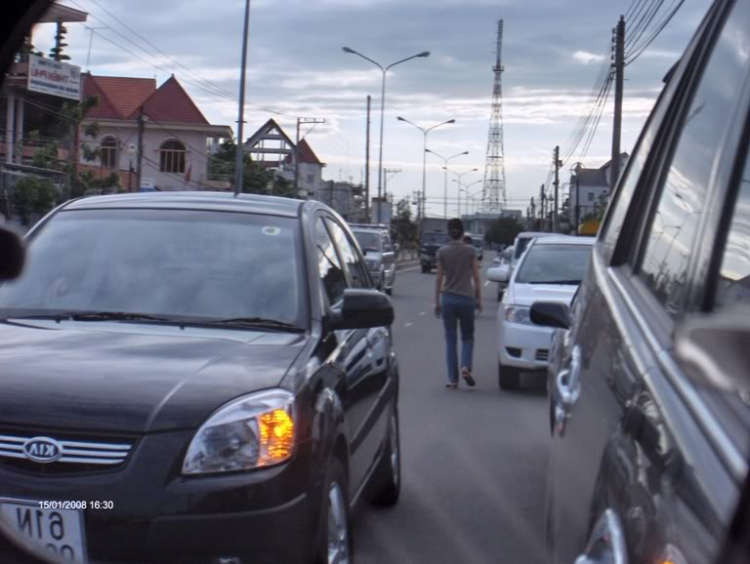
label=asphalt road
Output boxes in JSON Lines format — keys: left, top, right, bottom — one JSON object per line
{"left": 353, "top": 265, "right": 550, "bottom": 564}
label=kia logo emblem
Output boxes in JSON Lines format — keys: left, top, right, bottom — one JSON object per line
{"left": 23, "top": 437, "right": 63, "bottom": 464}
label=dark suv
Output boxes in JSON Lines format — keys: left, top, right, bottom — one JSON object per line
{"left": 534, "top": 1, "right": 750, "bottom": 563}
{"left": 0, "top": 193, "right": 401, "bottom": 564}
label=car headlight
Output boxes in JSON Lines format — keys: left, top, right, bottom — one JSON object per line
{"left": 182, "top": 389, "right": 295, "bottom": 475}
{"left": 504, "top": 305, "right": 532, "bottom": 325}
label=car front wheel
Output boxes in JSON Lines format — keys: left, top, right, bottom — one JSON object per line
{"left": 366, "top": 409, "right": 401, "bottom": 506}
{"left": 314, "top": 458, "right": 353, "bottom": 564}
{"left": 498, "top": 363, "right": 521, "bottom": 390}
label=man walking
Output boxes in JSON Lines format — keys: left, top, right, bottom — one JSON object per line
{"left": 435, "top": 218, "right": 482, "bottom": 389}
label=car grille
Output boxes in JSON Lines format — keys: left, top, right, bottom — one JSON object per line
{"left": 535, "top": 349, "right": 549, "bottom": 362}
{"left": 0, "top": 432, "right": 133, "bottom": 474}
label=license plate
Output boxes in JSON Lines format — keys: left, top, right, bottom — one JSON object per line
{"left": 0, "top": 499, "right": 88, "bottom": 563}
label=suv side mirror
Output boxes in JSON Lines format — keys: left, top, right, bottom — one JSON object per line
{"left": 0, "top": 225, "right": 25, "bottom": 280}
{"left": 530, "top": 301, "right": 571, "bottom": 330}
{"left": 331, "top": 289, "right": 394, "bottom": 330}
{"left": 675, "top": 310, "right": 750, "bottom": 394}
{"left": 487, "top": 265, "right": 509, "bottom": 283}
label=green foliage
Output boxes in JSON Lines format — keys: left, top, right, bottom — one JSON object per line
{"left": 485, "top": 216, "right": 524, "bottom": 247}
{"left": 50, "top": 22, "right": 71, "bottom": 62}
{"left": 210, "top": 140, "right": 296, "bottom": 197}
{"left": 391, "top": 198, "right": 417, "bottom": 243}
{"left": 11, "top": 177, "right": 60, "bottom": 225}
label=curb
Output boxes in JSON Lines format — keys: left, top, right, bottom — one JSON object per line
{"left": 396, "top": 259, "right": 420, "bottom": 271}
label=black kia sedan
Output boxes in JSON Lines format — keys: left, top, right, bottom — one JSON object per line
{"left": 0, "top": 192, "right": 401, "bottom": 564}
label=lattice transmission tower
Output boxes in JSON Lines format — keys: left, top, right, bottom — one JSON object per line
{"left": 481, "top": 19, "right": 507, "bottom": 212}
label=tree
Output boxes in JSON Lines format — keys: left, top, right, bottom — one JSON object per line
{"left": 11, "top": 177, "right": 59, "bottom": 225}
{"left": 391, "top": 198, "right": 417, "bottom": 244}
{"left": 49, "top": 21, "right": 71, "bottom": 62}
{"left": 209, "top": 140, "right": 295, "bottom": 196}
{"left": 485, "top": 216, "right": 524, "bottom": 247}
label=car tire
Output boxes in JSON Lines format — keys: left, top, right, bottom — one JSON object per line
{"left": 314, "top": 458, "right": 354, "bottom": 564}
{"left": 497, "top": 289, "right": 504, "bottom": 302}
{"left": 385, "top": 287, "right": 393, "bottom": 296}
{"left": 421, "top": 264, "right": 429, "bottom": 273}
{"left": 498, "top": 363, "right": 521, "bottom": 390}
{"left": 366, "top": 409, "right": 401, "bottom": 507}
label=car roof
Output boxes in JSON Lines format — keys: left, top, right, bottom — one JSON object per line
{"left": 61, "top": 191, "right": 305, "bottom": 218}
{"left": 516, "top": 231, "right": 555, "bottom": 238}
{"left": 531, "top": 235, "right": 595, "bottom": 246}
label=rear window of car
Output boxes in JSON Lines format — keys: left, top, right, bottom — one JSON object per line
{"left": 515, "top": 244, "right": 593, "bottom": 284}
{"left": 0, "top": 209, "right": 303, "bottom": 325}
{"left": 353, "top": 230, "right": 382, "bottom": 253}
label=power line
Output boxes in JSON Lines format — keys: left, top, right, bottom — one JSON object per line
{"left": 626, "top": 0, "right": 686, "bottom": 65}
{"left": 625, "top": 0, "right": 663, "bottom": 50}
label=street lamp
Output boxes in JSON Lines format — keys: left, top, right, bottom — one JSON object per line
{"left": 426, "top": 149, "right": 468, "bottom": 218}
{"left": 446, "top": 168, "right": 478, "bottom": 217}
{"left": 396, "top": 117, "right": 455, "bottom": 220}
{"left": 343, "top": 47, "right": 430, "bottom": 223}
{"left": 459, "top": 180, "right": 483, "bottom": 215}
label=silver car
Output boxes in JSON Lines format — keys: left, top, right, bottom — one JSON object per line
{"left": 351, "top": 225, "right": 396, "bottom": 295}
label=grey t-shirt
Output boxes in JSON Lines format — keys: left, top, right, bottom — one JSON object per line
{"left": 437, "top": 240, "right": 476, "bottom": 299}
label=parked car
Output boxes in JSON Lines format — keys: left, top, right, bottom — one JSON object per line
{"left": 487, "top": 236, "right": 593, "bottom": 390}
{"left": 490, "top": 246, "right": 514, "bottom": 301}
{"left": 533, "top": 1, "right": 750, "bottom": 562}
{"left": 510, "top": 232, "right": 555, "bottom": 270}
{"left": 468, "top": 234, "right": 485, "bottom": 261}
{"left": 350, "top": 223, "right": 397, "bottom": 295}
{"left": 0, "top": 192, "right": 401, "bottom": 564}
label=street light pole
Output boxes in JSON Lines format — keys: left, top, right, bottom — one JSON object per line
{"left": 397, "top": 117, "right": 455, "bottom": 221}
{"left": 446, "top": 168, "right": 478, "bottom": 218}
{"left": 426, "top": 149, "right": 468, "bottom": 218}
{"left": 234, "top": 0, "right": 252, "bottom": 196}
{"left": 343, "top": 47, "right": 430, "bottom": 223}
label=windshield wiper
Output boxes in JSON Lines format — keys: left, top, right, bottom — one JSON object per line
{"left": 69, "top": 311, "right": 178, "bottom": 323}
{"left": 202, "top": 317, "right": 303, "bottom": 332}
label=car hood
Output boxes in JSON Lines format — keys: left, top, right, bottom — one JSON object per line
{"left": 364, "top": 252, "right": 383, "bottom": 262}
{"left": 505, "top": 283, "right": 578, "bottom": 307}
{"left": 0, "top": 322, "right": 306, "bottom": 433}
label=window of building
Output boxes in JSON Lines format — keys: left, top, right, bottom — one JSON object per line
{"left": 587, "top": 192, "right": 594, "bottom": 202}
{"left": 100, "top": 137, "right": 118, "bottom": 169}
{"left": 306, "top": 174, "right": 314, "bottom": 184}
{"left": 160, "top": 139, "right": 186, "bottom": 174}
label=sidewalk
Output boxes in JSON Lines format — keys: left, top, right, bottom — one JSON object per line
{"left": 396, "top": 251, "right": 420, "bottom": 270}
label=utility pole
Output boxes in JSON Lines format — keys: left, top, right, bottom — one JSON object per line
{"left": 611, "top": 15, "right": 625, "bottom": 190}
{"left": 294, "top": 117, "right": 326, "bottom": 196}
{"left": 136, "top": 107, "right": 146, "bottom": 192}
{"left": 575, "top": 173, "right": 581, "bottom": 236}
{"left": 553, "top": 145, "right": 561, "bottom": 232}
{"left": 540, "top": 184, "right": 546, "bottom": 232}
{"left": 365, "top": 95, "right": 371, "bottom": 223}
{"left": 234, "top": 0, "right": 252, "bottom": 196}
{"left": 530, "top": 197, "right": 536, "bottom": 230}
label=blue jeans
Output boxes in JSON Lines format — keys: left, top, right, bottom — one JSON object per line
{"left": 441, "top": 292, "right": 475, "bottom": 384}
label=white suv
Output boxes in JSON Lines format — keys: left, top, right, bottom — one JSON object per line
{"left": 488, "top": 236, "right": 594, "bottom": 390}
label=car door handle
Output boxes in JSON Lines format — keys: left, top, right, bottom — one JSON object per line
{"left": 553, "top": 346, "right": 581, "bottom": 436}
{"left": 574, "top": 509, "right": 628, "bottom": 564}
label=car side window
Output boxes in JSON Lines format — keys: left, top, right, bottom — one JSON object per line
{"left": 636, "top": 4, "right": 750, "bottom": 316}
{"left": 325, "top": 219, "right": 368, "bottom": 289}
{"left": 315, "top": 218, "right": 347, "bottom": 307}
{"left": 714, "top": 153, "right": 750, "bottom": 309}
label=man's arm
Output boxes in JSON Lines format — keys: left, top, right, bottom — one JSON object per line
{"left": 472, "top": 256, "right": 482, "bottom": 313}
{"left": 435, "top": 255, "right": 444, "bottom": 316}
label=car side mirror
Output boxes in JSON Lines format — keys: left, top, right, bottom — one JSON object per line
{"left": 0, "top": 225, "right": 26, "bottom": 281}
{"left": 530, "top": 301, "right": 570, "bottom": 330}
{"left": 486, "top": 265, "right": 509, "bottom": 283}
{"left": 331, "top": 289, "right": 394, "bottom": 330}
{"left": 675, "top": 309, "right": 750, "bottom": 394}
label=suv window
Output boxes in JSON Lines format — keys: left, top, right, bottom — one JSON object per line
{"left": 315, "top": 218, "right": 347, "bottom": 307}
{"left": 326, "top": 220, "right": 368, "bottom": 289}
{"left": 714, "top": 153, "right": 750, "bottom": 309}
{"left": 636, "top": 4, "right": 750, "bottom": 315}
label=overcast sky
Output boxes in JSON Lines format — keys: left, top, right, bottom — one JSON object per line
{"left": 33, "top": 0, "right": 712, "bottom": 216}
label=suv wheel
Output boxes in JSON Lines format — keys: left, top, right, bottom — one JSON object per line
{"left": 385, "top": 287, "right": 393, "bottom": 296}
{"left": 366, "top": 409, "right": 401, "bottom": 506}
{"left": 498, "top": 363, "right": 521, "bottom": 390}
{"left": 315, "top": 458, "right": 353, "bottom": 564}
{"left": 421, "top": 264, "right": 429, "bottom": 273}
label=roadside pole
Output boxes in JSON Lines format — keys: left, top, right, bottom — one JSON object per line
{"left": 553, "top": 145, "right": 560, "bottom": 233}
{"left": 136, "top": 107, "right": 146, "bottom": 193}
{"left": 365, "top": 95, "right": 371, "bottom": 223}
{"left": 610, "top": 15, "right": 625, "bottom": 190}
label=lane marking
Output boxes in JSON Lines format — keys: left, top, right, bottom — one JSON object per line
{"left": 404, "top": 322, "right": 414, "bottom": 328}
{"left": 399, "top": 266, "right": 420, "bottom": 273}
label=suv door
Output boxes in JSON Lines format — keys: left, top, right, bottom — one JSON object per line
{"left": 548, "top": 1, "right": 750, "bottom": 563}
{"left": 318, "top": 216, "right": 393, "bottom": 496}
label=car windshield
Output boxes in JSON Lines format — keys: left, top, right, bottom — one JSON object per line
{"left": 353, "top": 230, "right": 382, "bottom": 253}
{"left": 514, "top": 237, "right": 534, "bottom": 260}
{"left": 423, "top": 233, "right": 450, "bottom": 246}
{"left": 515, "top": 244, "right": 592, "bottom": 284}
{"left": 0, "top": 210, "right": 302, "bottom": 325}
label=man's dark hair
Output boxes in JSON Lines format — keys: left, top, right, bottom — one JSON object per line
{"left": 447, "top": 218, "right": 464, "bottom": 240}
